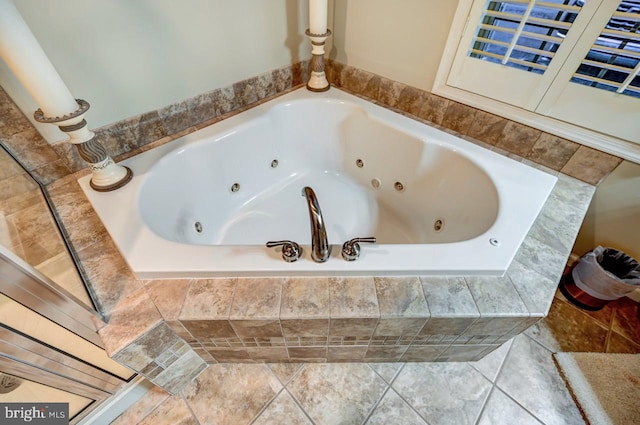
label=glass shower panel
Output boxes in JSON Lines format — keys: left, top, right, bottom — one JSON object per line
{"left": 0, "top": 145, "right": 91, "bottom": 307}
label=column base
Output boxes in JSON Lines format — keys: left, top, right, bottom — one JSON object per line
{"left": 90, "top": 166, "right": 133, "bottom": 192}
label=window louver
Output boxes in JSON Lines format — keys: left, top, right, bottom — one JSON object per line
{"left": 469, "top": 0, "right": 584, "bottom": 74}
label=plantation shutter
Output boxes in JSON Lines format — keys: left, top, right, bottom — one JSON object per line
{"left": 446, "top": 0, "right": 640, "bottom": 143}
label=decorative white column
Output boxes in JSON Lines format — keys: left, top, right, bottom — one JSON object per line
{"left": 0, "top": 0, "right": 132, "bottom": 191}
{"left": 306, "top": 0, "right": 331, "bottom": 92}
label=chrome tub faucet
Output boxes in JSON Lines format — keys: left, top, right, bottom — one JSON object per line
{"left": 302, "top": 186, "right": 330, "bottom": 263}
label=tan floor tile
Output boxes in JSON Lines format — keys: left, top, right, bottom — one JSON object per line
{"left": 525, "top": 298, "right": 608, "bottom": 352}
{"left": 182, "top": 364, "right": 281, "bottom": 425}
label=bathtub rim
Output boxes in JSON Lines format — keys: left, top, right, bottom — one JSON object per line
{"left": 78, "top": 86, "right": 557, "bottom": 278}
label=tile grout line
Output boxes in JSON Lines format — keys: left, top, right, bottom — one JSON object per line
{"left": 247, "top": 387, "right": 285, "bottom": 425}
{"left": 381, "top": 362, "right": 434, "bottom": 425}
{"left": 359, "top": 378, "right": 392, "bottom": 425}
{"left": 179, "top": 392, "right": 202, "bottom": 425}
{"left": 282, "top": 385, "right": 318, "bottom": 425}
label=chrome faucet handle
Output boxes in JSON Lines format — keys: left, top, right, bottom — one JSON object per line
{"left": 341, "top": 237, "right": 376, "bottom": 261}
{"left": 266, "top": 240, "right": 303, "bottom": 263}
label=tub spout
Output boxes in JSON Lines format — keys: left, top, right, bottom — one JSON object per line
{"left": 302, "top": 186, "right": 330, "bottom": 263}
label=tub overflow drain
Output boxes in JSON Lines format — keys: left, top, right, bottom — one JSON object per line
{"left": 194, "top": 222, "right": 203, "bottom": 233}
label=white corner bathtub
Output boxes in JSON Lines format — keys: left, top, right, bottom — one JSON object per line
{"left": 79, "top": 88, "right": 557, "bottom": 278}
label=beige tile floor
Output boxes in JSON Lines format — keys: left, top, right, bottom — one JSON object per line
{"left": 111, "top": 285, "right": 640, "bottom": 425}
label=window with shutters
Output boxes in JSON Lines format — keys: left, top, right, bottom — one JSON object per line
{"left": 435, "top": 0, "right": 640, "bottom": 161}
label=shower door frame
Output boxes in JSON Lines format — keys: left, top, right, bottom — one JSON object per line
{"left": 0, "top": 246, "right": 130, "bottom": 421}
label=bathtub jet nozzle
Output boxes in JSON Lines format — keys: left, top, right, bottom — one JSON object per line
{"left": 302, "top": 186, "right": 331, "bottom": 263}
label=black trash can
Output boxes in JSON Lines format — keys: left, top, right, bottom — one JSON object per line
{"left": 560, "top": 246, "right": 640, "bottom": 311}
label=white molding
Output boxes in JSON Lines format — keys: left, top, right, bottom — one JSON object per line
{"left": 76, "top": 376, "right": 153, "bottom": 425}
{"left": 432, "top": 0, "right": 640, "bottom": 165}
{"left": 433, "top": 84, "right": 640, "bottom": 164}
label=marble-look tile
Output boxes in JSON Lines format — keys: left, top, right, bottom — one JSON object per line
{"left": 272, "top": 66, "right": 293, "bottom": 93}
{"left": 179, "top": 278, "right": 236, "bottom": 320}
{"left": 0, "top": 173, "right": 38, "bottom": 200}
{"left": 288, "top": 363, "right": 387, "bottom": 425}
{"left": 393, "top": 362, "right": 492, "bottom": 425}
{"left": 465, "top": 276, "right": 529, "bottom": 316}
{"left": 138, "top": 395, "right": 197, "bottom": 425}
{"left": 291, "top": 60, "right": 309, "bottom": 87}
{"left": 252, "top": 390, "right": 312, "bottom": 425}
{"left": 30, "top": 160, "right": 72, "bottom": 185}
{"left": 438, "top": 344, "right": 498, "bottom": 362}
{"left": 254, "top": 72, "right": 276, "bottom": 101}
{"left": 110, "top": 385, "right": 170, "bottom": 425}
{"left": 179, "top": 319, "right": 237, "bottom": 339}
{"left": 113, "top": 321, "right": 180, "bottom": 372}
{"left": 288, "top": 347, "right": 327, "bottom": 360}
{"left": 441, "top": 101, "right": 477, "bottom": 134}
{"left": 0, "top": 148, "right": 26, "bottom": 180}
{"left": 610, "top": 297, "right": 640, "bottom": 344}
{"left": 365, "top": 345, "right": 409, "bottom": 360}
{"left": 281, "top": 319, "right": 329, "bottom": 337}
{"left": 231, "top": 320, "right": 284, "bottom": 338}
{"left": 144, "top": 279, "right": 192, "bottom": 320}
{"left": 341, "top": 67, "right": 375, "bottom": 96}
{"left": 99, "top": 288, "right": 162, "bottom": 356}
{"left": 515, "top": 236, "right": 567, "bottom": 284}
{"left": 75, "top": 236, "right": 141, "bottom": 316}
{"left": 496, "top": 335, "right": 584, "bottom": 425}
{"left": 183, "top": 364, "right": 282, "bottom": 425}
{"left": 469, "top": 338, "right": 514, "bottom": 382}
{"left": 477, "top": 388, "right": 542, "bottom": 425}
{"left": 247, "top": 347, "right": 289, "bottom": 362}
{"left": 281, "top": 277, "right": 330, "bottom": 319}
{"left": 525, "top": 298, "right": 608, "bottom": 352}
{"left": 561, "top": 145, "right": 622, "bottom": 184}
{"left": 507, "top": 260, "right": 557, "bottom": 315}
{"left": 495, "top": 121, "right": 542, "bottom": 157}
{"left": 549, "top": 173, "right": 596, "bottom": 214}
{"left": 214, "top": 86, "right": 240, "bottom": 116}
{"left": 373, "top": 277, "right": 429, "bottom": 336}
{"left": 361, "top": 75, "right": 382, "bottom": 101}
{"left": 606, "top": 331, "right": 640, "bottom": 353}
{"left": 188, "top": 91, "right": 218, "bottom": 127}
{"left": 233, "top": 77, "right": 259, "bottom": 108}
{"left": 329, "top": 277, "right": 379, "bottom": 319}
{"left": 327, "top": 346, "right": 367, "bottom": 361}
{"left": 368, "top": 363, "right": 403, "bottom": 384}
{"left": 267, "top": 363, "right": 303, "bottom": 384}
{"left": 526, "top": 133, "right": 580, "bottom": 171}
{"left": 420, "top": 277, "right": 478, "bottom": 316}
{"left": 206, "top": 347, "right": 251, "bottom": 362}
{"left": 158, "top": 100, "right": 191, "bottom": 136}
{"left": 230, "top": 278, "right": 282, "bottom": 320}
{"left": 400, "top": 345, "right": 448, "bottom": 361}
{"left": 395, "top": 86, "right": 425, "bottom": 116}
{"left": 5, "top": 128, "right": 60, "bottom": 171}
{"left": 366, "top": 389, "right": 428, "bottom": 425}
{"left": 466, "top": 110, "right": 508, "bottom": 145}
{"left": 528, "top": 201, "right": 584, "bottom": 257}
{"left": 417, "top": 93, "right": 449, "bottom": 125}
{"left": 377, "top": 77, "right": 405, "bottom": 108}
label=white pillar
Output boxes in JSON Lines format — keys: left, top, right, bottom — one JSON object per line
{"left": 306, "top": 0, "right": 331, "bottom": 92}
{"left": 0, "top": 0, "right": 132, "bottom": 191}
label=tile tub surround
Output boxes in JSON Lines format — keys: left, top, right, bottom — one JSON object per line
{"left": 39, "top": 66, "right": 596, "bottom": 393}
{"left": 79, "top": 169, "right": 593, "bottom": 394}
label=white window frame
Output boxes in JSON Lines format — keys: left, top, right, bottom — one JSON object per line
{"left": 433, "top": 0, "right": 640, "bottom": 164}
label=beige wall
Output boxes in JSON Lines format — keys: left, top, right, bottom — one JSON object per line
{"left": 573, "top": 160, "right": 640, "bottom": 260}
{"left": 1, "top": 0, "right": 312, "bottom": 142}
{"left": 330, "top": 0, "right": 458, "bottom": 91}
